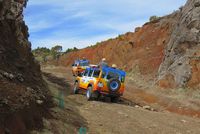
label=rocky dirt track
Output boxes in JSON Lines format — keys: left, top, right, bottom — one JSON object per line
{"left": 37, "top": 66, "right": 200, "bottom": 134}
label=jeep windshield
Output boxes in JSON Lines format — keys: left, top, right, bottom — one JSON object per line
{"left": 84, "top": 68, "right": 100, "bottom": 78}
{"left": 80, "top": 62, "right": 89, "bottom": 66}
{"left": 75, "top": 60, "right": 89, "bottom": 66}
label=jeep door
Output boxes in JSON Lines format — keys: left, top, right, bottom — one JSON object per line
{"left": 79, "top": 69, "right": 89, "bottom": 89}
{"left": 80, "top": 69, "right": 93, "bottom": 89}
{"left": 83, "top": 69, "right": 93, "bottom": 89}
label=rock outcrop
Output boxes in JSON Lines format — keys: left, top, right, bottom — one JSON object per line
{"left": 0, "top": 0, "right": 51, "bottom": 133}
{"left": 158, "top": 0, "right": 200, "bottom": 88}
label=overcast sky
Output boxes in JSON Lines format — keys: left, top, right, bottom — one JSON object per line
{"left": 24, "top": 0, "right": 187, "bottom": 50}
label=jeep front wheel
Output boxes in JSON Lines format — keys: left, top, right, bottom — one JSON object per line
{"left": 86, "top": 86, "right": 93, "bottom": 100}
{"left": 73, "top": 82, "right": 79, "bottom": 94}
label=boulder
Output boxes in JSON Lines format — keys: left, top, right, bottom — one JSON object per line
{"left": 158, "top": 0, "right": 200, "bottom": 88}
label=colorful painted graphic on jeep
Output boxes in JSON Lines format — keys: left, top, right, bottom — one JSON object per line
{"left": 73, "top": 66, "right": 126, "bottom": 102}
{"left": 72, "top": 59, "right": 89, "bottom": 76}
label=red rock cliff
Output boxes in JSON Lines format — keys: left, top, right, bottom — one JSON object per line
{"left": 59, "top": 13, "right": 177, "bottom": 77}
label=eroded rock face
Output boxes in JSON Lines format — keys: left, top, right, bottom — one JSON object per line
{"left": 0, "top": 0, "right": 44, "bottom": 90}
{"left": 0, "top": 0, "right": 27, "bottom": 20}
{"left": 158, "top": 0, "right": 200, "bottom": 88}
{"left": 0, "top": 0, "right": 51, "bottom": 133}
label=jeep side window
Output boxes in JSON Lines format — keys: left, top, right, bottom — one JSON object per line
{"left": 80, "top": 62, "right": 89, "bottom": 66}
{"left": 93, "top": 70, "right": 100, "bottom": 78}
{"left": 84, "top": 69, "right": 89, "bottom": 76}
{"left": 101, "top": 71, "right": 106, "bottom": 78}
{"left": 107, "top": 72, "right": 120, "bottom": 80}
{"left": 80, "top": 63, "right": 84, "bottom": 66}
{"left": 88, "top": 70, "right": 93, "bottom": 77}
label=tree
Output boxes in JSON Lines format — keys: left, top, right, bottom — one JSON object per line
{"left": 32, "top": 47, "right": 51, "bottom": 62}
{"left": 51, "top": 45, "right": 63, "bottom": 60}
{"left": 73, "top": 47, "right": 78, "bottom": 51}
{"left": 64, "top": 47, "right": 79, "bottom": 54}
{"left": 51, "top": 45, "right": 62, "bottom": 53}
{"left": 32, "top": 47, "right": 50, "bottom": 55}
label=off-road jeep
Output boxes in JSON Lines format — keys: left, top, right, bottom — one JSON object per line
{"left": 72, "top": 59, "right": 89, "bottom": 76}
{"left": 73, "top": 66, "right": 126, "bottom": 102}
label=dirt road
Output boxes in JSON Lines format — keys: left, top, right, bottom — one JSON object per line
{"left": 34, "top": 66, "right": 200, "bottom": 134}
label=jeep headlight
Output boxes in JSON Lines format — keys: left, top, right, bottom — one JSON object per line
{"left": 98, "top": 82, "right": 104, "bottom": 87}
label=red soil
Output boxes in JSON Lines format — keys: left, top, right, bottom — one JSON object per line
{"left": 187, "top": 50, "right": 200, "bottom": 88}
{"left": 125, "top": 86, "right": 200, "bottom": 118}
{"left": 58, "top": 16, "right": 176, "bottom": 78}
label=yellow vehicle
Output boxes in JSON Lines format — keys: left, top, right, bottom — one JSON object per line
{"left": 72, "top": 59, "right": 89, "bottom": 76}
{"left": 73, "top": 66, "right": 126, "bottom": 102}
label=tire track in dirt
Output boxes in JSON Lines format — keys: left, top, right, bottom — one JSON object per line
{"left": 41, "top": 66, "right": 200, "bottom": 134}
{"left": 43, "top": 66, "right": 200, "bottom": 119}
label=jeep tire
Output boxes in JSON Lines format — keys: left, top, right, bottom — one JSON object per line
{"left": 73, "top": 82, "right": 79, "bottom": 94}
{"left": 111, "top": 96, "right": 119, "bottom": 103}
{"left": 108, "top": 78, "right": 121, "bottom": 92}
{"left": 86, "top": 86, "right": 94, "bottom": 101}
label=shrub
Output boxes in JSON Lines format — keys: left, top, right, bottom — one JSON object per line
{"left": 149, "top": 15, "right": 159, "bottom": 22}
{"left": 64, "top": 47, "right": 78, "bottom": 54}
{"left": 118, "top": 34, "right": 124, "bottom": 40}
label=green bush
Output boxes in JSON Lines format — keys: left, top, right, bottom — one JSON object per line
{"left": 118, "top": 34, "right": 124, "bottom": 40}
{"left": 32, "top": 45, "right": 64, "bottom": 62}
{"left": 149, "top": 15, "right": 159, "bottom": 22}
{"left": 64, "top": 47, "right": 78, "bottom": 54}
{"left": 32, "top": 47, "right": 51, "bottom": 62}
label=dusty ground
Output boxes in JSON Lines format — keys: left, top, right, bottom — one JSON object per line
{"left": 30, "top": 72, "right": 87, "bottom": 134}
{"left": 34, "top": 66, "right": 200, "bottom": 134}
{"left": 126, "top": 71, "right": 200, "bottom": 118}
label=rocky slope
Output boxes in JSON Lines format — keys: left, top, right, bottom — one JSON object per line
{"left": 59, "top": 14, "right": 177, "bottom": 78}
{"left": 0, "top": 0, "right": 51, "bottom": 133}
{"left": 158, "top": 0, "right": 200, "bottom": 88}
{"left": 58, "top": 0, "right": 200, "bottom": 89}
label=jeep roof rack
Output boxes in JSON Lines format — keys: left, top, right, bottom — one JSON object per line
{"left": 102, "top": 66, "right": 126, "bottom": 77}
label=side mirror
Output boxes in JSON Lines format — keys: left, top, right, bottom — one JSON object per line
{"left": 78, "top": 72, "right": 83, "bottom": 77}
